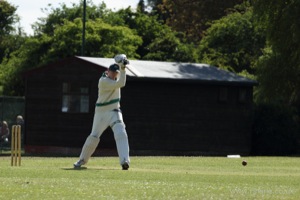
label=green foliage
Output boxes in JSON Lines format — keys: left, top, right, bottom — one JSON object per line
{"left": 252, "top": 103, "right": 300, "bottom": 155}
{"left": 253, "top": 0, "right": 300, "bottom": 109}
{"left": 0, "top": 0, "right": 22, "bottom": 64}
{"left": 1, "top": 1, "right": 202, "bottom": 95}
{"left": 0, "top": 34, "right": 26, "bottom": 88}
{"left": 254, "top": 48, "right": 297, "bottom": 105}
{"left": 143, "top": 29, "right": 196, "bottom": 62}
{"left": 47, "top": 19, "right": 82, "bottom": 59}
{"left": 96, "top": 22, "right": 142, "bottom": 58}
{"left": 142, "top": 28, "right": 179, "bottom": 61}
{"left": 33, "top": 1, "right": 107, "bottom": 36}
{"left": 0, "top": 0, "right": 17, "bottom": 35}
{"left": 137, "top": 0, "right": 146, "bottom": 13}
{"left": 121, "top": 10, "right": 165, "bottom": 58}
{"left": 158, "top": 0, "right": 245, "bottom": 43}
{"left": 46, "top": 18, "right": 142, "bottom": 59}
{"left": 1, "top": 16, "right": 142, "bottom": 95}
{"left": 198, "top": 6, "right": 265, "bottom": 73}
{"left": 1, "top": 34, "right": 54, "bottom": 95}
{"left": 97, "top": 7, "right": 198, "bottom": 62}
{"left": 1, "top": 157, "right": 300, "bottom": 199}
{"left": 253, "top": 0, "right": 300, "bottom": 53}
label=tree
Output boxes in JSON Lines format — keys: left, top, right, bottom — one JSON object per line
{"left": 147, "top": 0, "right": 164, "bottom": 19}
{"left": 137, "top": 0, "right": 146, "bottom": 13}
{"left": 143, "top": 29, "right": 196, "bottom": 62}
{"left": 109, "top": 7, "right": 197, "bottom": 62}
{"left": 157, "top": 0, "right": 245, "bottom": 43}
{"left": 0, "top": 34, "right": 52, "bottom": 95}
{"left": 252, "top": 0, "right": 300, "bottom": 153}
{"left": 1, "top": 16, "right": 142, "bottom": 95}
{"left": 47, "top": 18, "right": 142, "bottom": 60}
{"left": 198, "top": 3, "right": 265, "bottom": 74}
{"left": 253, "top": 0, "right": 300, "bottom": 108}
{"left": 0, "top": 0, "right": 26, "bottom": 94}
{"left": 0, "top": 0, "right": 17, "bottom": 35}
{"left": 0, "top": 0, "right": 19, "bottom": 63}
{"left": 32, "top": 0, "right": 109, "bottom": 36}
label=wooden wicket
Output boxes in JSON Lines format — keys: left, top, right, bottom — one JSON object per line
{"left": 11, "top": 125, "right": 21, "bottom": 166}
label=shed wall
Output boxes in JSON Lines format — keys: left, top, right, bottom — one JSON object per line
{"left": 24, "top": 59, "right": 254, "bottom": 156}
{"left": 122, "top": 81, "right": 253, "bottom": 155}
{"left": 25, "top": 60, "right": 115, "bottom": 150}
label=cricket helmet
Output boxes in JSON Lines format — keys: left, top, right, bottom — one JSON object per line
{"left": 109, "top": 63, "right": 120, "bottom": 72}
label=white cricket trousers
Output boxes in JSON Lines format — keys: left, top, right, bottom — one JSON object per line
{"left": 80, "top": 108, "right": 130, "bottom": 165}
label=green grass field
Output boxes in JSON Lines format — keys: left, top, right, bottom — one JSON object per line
{"left": 0, "top": 156, "right": 299, "bottom": 199}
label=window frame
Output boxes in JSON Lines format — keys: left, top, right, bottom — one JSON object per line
{"left": 61, "top": 82, "right": 90, "bottom": 113}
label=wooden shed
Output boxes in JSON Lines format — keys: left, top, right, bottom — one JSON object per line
{"left": 24, "top": 56, "right": 257, "bottom": 156}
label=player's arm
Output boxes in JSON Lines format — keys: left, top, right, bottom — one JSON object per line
{"left": 100, "top": 69, "right": 126, "bottom": 90}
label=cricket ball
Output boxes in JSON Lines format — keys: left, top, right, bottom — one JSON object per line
{"left": 242, "top": 160, "right": 247, "bottom": 166}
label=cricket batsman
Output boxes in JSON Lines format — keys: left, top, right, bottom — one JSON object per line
{"left": 74, "top": 54, "right": 130, "bottom": 170}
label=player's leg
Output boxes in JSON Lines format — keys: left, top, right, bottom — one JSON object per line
{"left": 74, "top": 135, "right": 100, "bottom": 168}
{"left": 110, "top": 111, "right": 130, "bottom": 170}
{"left": 112, "top": 123, "right": 130, "bottom": 169}
{"left": 74, "top": 111, "right": 107, "bottom": 168}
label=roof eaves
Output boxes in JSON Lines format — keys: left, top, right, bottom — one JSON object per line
{"left": 127, "top": 76, "right": 258, "bottom": 86}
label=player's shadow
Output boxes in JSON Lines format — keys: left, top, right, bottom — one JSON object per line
{"left": 61, "top": 167, "right": 118, "bottom": 171}
{"left": 62, "top": 167, "right": 88, "bottom": 170}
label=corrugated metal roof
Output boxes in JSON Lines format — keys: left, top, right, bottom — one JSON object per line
{"left": 77, "top": 56, "right": 257, "bottom": 85}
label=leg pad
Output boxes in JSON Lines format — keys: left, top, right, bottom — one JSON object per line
{"left": 79, "top": 135, "right": 100, "bottom": 165}
{"left": 112, "top": 123, "right": 130, "bottom": 165}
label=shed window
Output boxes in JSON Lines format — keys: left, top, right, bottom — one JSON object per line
{"left": 61, "top": 82, "right": 89, "bottom": 113}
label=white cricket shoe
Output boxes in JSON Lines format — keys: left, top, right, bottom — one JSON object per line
{"left": 73, "top": 159, "right": 85, "bottom": 168}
